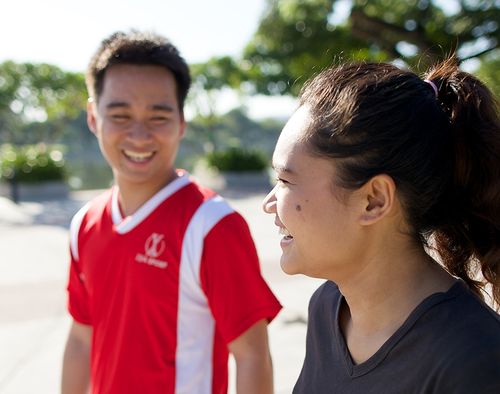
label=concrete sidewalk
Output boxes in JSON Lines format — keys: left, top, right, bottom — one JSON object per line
{"left": 0, "top": 189, "right": 322, "bottom": 394}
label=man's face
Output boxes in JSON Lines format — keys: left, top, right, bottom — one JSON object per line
{"left": 87, "top": 64, "right": 185, "bottom": 193}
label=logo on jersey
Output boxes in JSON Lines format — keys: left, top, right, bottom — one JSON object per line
{"left": 135, "top": 232, "right": 168, "bottom": 269}
{"left": 145, "top": 233, "right": 166, "bottom": 258}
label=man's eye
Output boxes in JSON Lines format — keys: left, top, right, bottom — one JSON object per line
{"left": 110, "top": 114, "right": 130, "bottom": 122}
{"left": 276, "top": 177, "right": 290, "bottom": 185}
{"left": 150, "top": 116, "right": 169, "bottom": 123}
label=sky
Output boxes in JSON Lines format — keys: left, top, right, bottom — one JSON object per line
{"left": 1, "top": 0, "right": 298, "bottom": 119}
{"left": 1, "top": 0, "right": 471, "bottom": 120}
{"left": 2, "top": 0, "right": 267, "bottom": 71}
{"left": 1, "top": 0, "right": 452, "bottom": 71}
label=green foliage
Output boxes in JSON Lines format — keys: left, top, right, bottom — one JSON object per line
{"left": 187, "top": 57, "right": 249, "bottom": 151}
{"left": 476, "top": 51, "right": 500, "bottom": 98}
{"left": 205, "top": 147, "right": 269, "bottom": 172}
{"left": 184, "top": 107, "right": 283, "bottom": 162}
{"left": 0, "top": 144, "right": 66, "bottom": 183}
{"left": 0, "top": 61, "right": 87, "bottom": 144}
{"left": 238, "top": 0, "right": 500, "bottom": 95}
{"left": 190, "top": 56, "right": 244, "bottom": 91}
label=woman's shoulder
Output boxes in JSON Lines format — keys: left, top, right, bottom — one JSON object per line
{"left": 416, "top": 281, "right": 500, "bottom": 364}
{"left": 397, "top": 281, "right": 500, "bottom": 392}
{"left": 431, "top": 295, "right": 500, "bottom": 393}
{"left": 308, "top": 280, "right": 341, "bottom": 312}
{"left": 431, "top": 281, "right": 500, "bottom": 333}
{"left": 311, "top": 280, "right": 340, "bottom": 300}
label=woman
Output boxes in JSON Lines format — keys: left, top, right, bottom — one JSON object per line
{"left": 263, "top": 59, "right": 500, "bottom": 393}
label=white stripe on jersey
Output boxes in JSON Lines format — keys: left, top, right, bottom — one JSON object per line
{"left": 69, "top": 202, "right": 91, "bottom": 261}
{"left": 175, "top": 196, "right": 234, "bottom": 394}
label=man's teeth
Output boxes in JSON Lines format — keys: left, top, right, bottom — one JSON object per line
{"left": 279, "top": 227, "right": 292, "bottom": 238}
{"left": 124, "top": 150, "right": 154, "bottom": 162}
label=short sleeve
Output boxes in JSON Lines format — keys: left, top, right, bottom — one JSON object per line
{"left": 200, "top": 212, "right": 282, "bottom": 344}
{"left": 66, "top": 247, "right": 92, "bottom": 325}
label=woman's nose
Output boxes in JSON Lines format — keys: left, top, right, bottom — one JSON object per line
{"left": 262, "top": 185, "right": 277, "bottom": 214}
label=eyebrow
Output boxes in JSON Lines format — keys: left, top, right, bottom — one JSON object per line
{"left": 272, "top": 163, "right": 296, "bottom": 175}
{"left": 151, "top": 104, "right": 175, "bottom": 112}
{"left": 105, "top": 101, "right": 175, "bottom": 112}
{"left": 105, "top": 101, "right": 129, "bottom": 110}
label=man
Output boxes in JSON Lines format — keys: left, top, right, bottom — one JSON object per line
{"left": 61, "top": 30, "right": 282, "bottom": 394}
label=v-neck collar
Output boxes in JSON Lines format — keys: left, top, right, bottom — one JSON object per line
{"left": 111, "top": 171, "right": 191, "bottom": 234}
{"left": 334, "top": 280, "right": 464, "bottom": 378}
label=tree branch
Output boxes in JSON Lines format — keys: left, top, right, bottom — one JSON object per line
{"left": 459, "top": 44, "right": 499, "bottom": 63}
{"left": 348, "top": 28, "right": 402, "bottom": 59}
{"left": 350, "top": 9, "right": 439, "bottom": 60}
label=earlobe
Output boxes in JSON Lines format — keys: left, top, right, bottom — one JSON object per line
{"left": 359, "top": 175, "right": 396, "bottom": 225}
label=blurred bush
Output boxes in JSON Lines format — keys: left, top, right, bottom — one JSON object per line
{"left": 0, "top": 143, "right": 66, "bottom": 183}
{"left": 205, "top": 147, "right": 268, "bottom": 172}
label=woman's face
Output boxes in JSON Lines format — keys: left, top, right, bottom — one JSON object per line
{"left": 263, "top": 106, "right": 365, "bottom": 280}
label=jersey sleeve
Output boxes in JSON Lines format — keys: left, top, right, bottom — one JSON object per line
{"left": 200, "top": 212, "right": 282, "bottom": 344}
{"left": 67, "top": 253, "right": 92, "bottom": 325}
{"left": 66, "top": 206, "right": 92, "bottom": 325}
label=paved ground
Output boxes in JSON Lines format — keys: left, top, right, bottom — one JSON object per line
{"left": 0, "top": 186, "right": 323, "bottom": 394}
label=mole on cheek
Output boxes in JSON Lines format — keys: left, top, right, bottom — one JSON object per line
{"left": 296, "top": 204, "right": 302, "bottom": 211}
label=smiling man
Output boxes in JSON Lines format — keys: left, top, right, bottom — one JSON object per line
{"left": 61, "top": 31, "right": 281, "bottom": 394}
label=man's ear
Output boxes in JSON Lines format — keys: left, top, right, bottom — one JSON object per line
{"left": 358, "top": 174, "right": 396, "bottom": 225}
{"left": 87, "top": 98, "right": 98, "bottom": 135}
{"left": 179, "top": 112, "right": 186, "bottom": 139}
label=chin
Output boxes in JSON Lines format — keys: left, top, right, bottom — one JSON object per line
{"left": 280, "top": 257, "right": 302, "bottom": 276}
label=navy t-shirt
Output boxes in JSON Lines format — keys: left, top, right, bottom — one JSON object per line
{"left": 294, "top": 280, "right": 500, "bottom": 394}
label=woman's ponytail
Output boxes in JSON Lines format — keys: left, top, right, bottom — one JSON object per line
{"left": 425, "top": 58, "right": 500, "bottom": 308}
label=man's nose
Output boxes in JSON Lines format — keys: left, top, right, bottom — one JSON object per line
{"left": 262, "top": 185, "right": 278, "bottom": 214}
{"left": 128, "top": 122, "right": 152, "bottom": 141}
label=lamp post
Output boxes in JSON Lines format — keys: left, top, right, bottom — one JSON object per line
{"left": 9, "top": 168, "right": 19, "bottom": 204}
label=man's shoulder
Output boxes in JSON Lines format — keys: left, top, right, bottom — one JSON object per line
{"left": 74, "top": 188, "right": 112, "bottom": 217}
{"left": 70, "top": 189, "right": 113, "bottom": 231}
{"left": 180, "top": 174, "right": 238, "bottom": 223}
{"left": 183, "top": 175, "right": 218, "bottom": 202}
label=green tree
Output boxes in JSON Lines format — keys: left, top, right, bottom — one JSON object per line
{"left": 0, "top": 61, "right": 87, "bottom": 144}
{"left": 188, "top": 57, "right": 244, "bottom": 151}
{"left": 240, "top": 0, "right": 500, "bottom": 95}
{"left": 476, "top": 53, "right": 500, "bottom": 97}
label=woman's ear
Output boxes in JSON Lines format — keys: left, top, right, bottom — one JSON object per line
{"left": 358, "top": 174, "right": 396, "bottom": 225}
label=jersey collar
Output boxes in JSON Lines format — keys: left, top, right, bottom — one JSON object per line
{"left": 111, "top": 171, "right": 191, "bottom": 234}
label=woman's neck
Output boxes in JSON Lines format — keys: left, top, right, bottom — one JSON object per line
{"left": 336, "top": 238, "right": 455, "bottom": 364}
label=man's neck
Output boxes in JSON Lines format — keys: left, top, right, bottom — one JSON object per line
{"left": 115, "top": 171, "right": 179, "bottom": 217}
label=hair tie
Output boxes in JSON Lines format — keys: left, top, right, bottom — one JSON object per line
{"left": 424, "top": 79, "right": 439, "bottom": 98}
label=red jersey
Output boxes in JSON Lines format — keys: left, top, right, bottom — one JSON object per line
{"left": 67, "top": 172, "right": 282, "bottom": 394}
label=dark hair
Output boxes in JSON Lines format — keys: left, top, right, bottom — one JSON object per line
{"left": 86, "top": 30, "right": 191, "bottom": 111}
{"left": 299, "top": 59, "right": 500, "bottom": 307}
